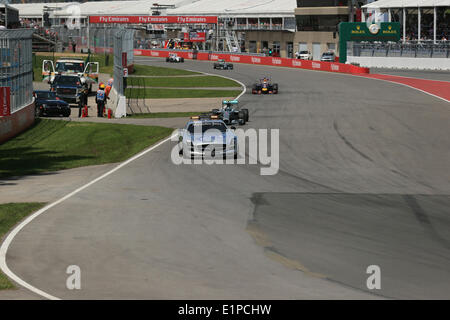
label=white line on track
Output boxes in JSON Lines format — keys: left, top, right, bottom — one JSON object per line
{"left": 185, "top": 68, "right": 247, "bottom": 99}
{"left": 0, "top": 65, "right": 246, "bottom": 301}
{"left": 0, "top": 135, "right": 175, "bottom": 300}
{"left": 146, "top": 55, "right": 449, "bottom": 104}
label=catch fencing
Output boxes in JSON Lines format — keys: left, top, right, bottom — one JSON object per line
{"left": 0, "top": 29, "right": 34, "bottom": 114}
{"left": 349, "top": 41, "right": 450, "bottom": 59}
{"left": 113, "top": 28, "right": 135, "bottom": 95}
{"left": 39, "top": 25, "right": 122, "bottom": 54}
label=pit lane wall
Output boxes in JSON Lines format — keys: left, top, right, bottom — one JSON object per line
{"left": 133, "top": 49, "right": 370, "bottom": 74}
{"left": 0, "top": 101, "right": 35, "bottom": 144}
{"left": 347, "top": 56, "right": 450, "bottom": 71}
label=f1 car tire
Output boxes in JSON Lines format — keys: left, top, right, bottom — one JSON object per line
{"left": 238, "top": 110, "right": 246, "bottom": 125}
{"left": 242, "top": 108, "right": 249, "bottom": 122}
{"left": 273, "top": 84, "right": 279, "bottom": 94}
{"left": 181, "top": 58, "right": 185, "bottom": 63}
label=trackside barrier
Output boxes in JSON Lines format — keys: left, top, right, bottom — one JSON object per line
{"left": 133, "top": 49, "right": 370, "bottom": 74}
{"left": 0, "top": 101, "right": 35, "bottom": 144}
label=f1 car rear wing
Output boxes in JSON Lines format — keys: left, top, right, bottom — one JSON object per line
{"left": 222, "top": 100, "right": 239, "bottom": 105}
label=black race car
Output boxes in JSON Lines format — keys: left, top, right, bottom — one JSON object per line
{"left": 252, "top": 77, "right": 278, "bottom": 94}
{"left": 213, "top": 59, "right": 234, "bottom": 70}
{"left": 34, "top": 90, "right": 71, "bottom": 117}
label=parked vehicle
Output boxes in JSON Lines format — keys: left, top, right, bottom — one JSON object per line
{"left": 50, "top": 75, "right": 84, "bottom": 104}
{"left": 42, "top": 58, "right": 99, "bottom": 92}
{"left": 297, "top": 50, "right": 312, "bottom": 60}
{"left": 320, "top": 51, "right": 336, "bottom": 62}
{"left": 33, "top": 90, "right": 71, "bottom": 117}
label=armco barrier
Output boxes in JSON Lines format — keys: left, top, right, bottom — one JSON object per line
{"left": 133, "top": 49, "right": 370, "bottom": 74}
{"left": 0, "top": 101, "right": 35, "bottom": 145}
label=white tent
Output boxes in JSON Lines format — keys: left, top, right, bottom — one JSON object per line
{"left": 363, "top": 0, "right": 450, "bottom": 9}
{"left": 74, "top": 0, "right": 191, "bottom": 17}
{"left": 10, "top": 2, "right": 78, "bottom": 19}
{"left": 11, "top": 0, "right": 296, "bottom": 19}
{"left": 167, "top": 0, "right": 297, "bottom": 18}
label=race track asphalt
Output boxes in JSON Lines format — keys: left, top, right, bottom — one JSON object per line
{"left": 4, "top": 58, "right": 450, "bottom": 299}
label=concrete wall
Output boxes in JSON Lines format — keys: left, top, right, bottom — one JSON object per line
{"left": 244, "top": 31, "right": 295, "bottom": 58}
{"left": 107, "top": 86, "right": 126, "bottom": 118}
{"left": 293, "top": 31, "right": 339, "bottom": 56}
{"left": 347, "top": 56, "right": 450, "bottom": 71}
{"left": 0, "top": 101, "right": 35, "bottom": 144}
{"left": 294, "top": 7, "right": 349, "bottom": 16}
{"left": 293, "top": 6, "right": 348, "bottom": 57}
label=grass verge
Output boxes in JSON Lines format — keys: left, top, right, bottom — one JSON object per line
{"left": 0, "top": 119, "right": 173, "bottom": 178}
{"left": 0, "top": 202, "right": 46, "bottom": 290}
{"left": 127, "top": 76, "right": 241, "bottom": 88}
{"left": 127, "top": 112, "right": 201, "bottom": 118}
{"left": 132, "top": 64, "right": 199, "bottom": 76}
{"left": 126, "top": 88, "right": 242, "bottom": 99}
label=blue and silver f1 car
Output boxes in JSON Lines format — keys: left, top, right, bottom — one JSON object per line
{"left": 206, "top": 100, "right": 249, "bottom": 126}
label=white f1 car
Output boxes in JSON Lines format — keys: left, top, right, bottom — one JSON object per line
{"left": 166, "top": 53, "right": 184, "bottom": 63}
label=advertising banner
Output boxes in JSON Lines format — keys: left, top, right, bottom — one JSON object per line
{"left": 133, "top": 49, "right": 370, "bottom": 75}
{"left": 338, "top": 22, "right": 401, "bottom": 63}
{"left": 89, "top": 16, "right": 218, "bottom": 24}
{"left": 183, "top": 32, "right": 206, "bottom": 42}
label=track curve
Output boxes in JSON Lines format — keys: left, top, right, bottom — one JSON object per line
{"left": 4, "top": 58, "right": 450, "bottom": 299}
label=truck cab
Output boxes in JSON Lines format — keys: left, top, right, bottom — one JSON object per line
{"left": 42, "top": 58, "right": 99, "bottom": 92}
